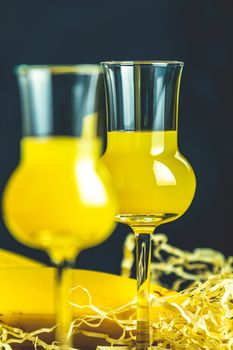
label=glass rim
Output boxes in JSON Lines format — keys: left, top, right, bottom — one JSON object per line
{"left": 15, "top": 64, "right": 102, "bottom": 75}
{"left": 101, "top": 60, "right": 184, "bottom": 67}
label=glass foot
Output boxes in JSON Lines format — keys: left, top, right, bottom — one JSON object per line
{"left": 97, "top": 347, "right": 161, "bottom": 349}
{"left": 97, "top": 348, "right": 130, "bottom": 349}
{"left": 97, "top": 348, "right": 131, "bottom": 349}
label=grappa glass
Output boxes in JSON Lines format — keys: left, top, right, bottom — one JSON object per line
{"left": 101, "top": 61, "right": 196, "bottom": 349}
{"left": 2, "top": 65, "right": 117, "bottom": 349}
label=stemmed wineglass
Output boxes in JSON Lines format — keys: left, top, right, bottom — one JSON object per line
{"left": 2, "top": 65, "right": 117, "bottom": 349}
{"left": 101, "top": 61, "right": 196, "bottom": 349}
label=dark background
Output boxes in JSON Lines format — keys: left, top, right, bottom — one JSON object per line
{"left": 0, "top": 0, "right": 233, "bottom": 275}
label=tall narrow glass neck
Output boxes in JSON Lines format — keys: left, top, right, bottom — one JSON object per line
{"left": 16, "top": 65, "right": 105, "bottom": 138}
{"left": 102, "top": 62, "right": 183, "bottom": 132}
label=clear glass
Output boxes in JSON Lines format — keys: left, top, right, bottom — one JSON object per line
{"left": 101, "top": 61, "right": 196, "bottom": 349}
{"left": 2, "top": 65, "right": 117, "bottom": 349}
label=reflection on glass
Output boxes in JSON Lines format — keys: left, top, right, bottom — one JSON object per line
{"left": 153, "top": 161, "right": 176, "bottom": 186}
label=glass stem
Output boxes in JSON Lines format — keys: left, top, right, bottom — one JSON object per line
{"left": 55, "top": 259, "right": 74, "bottom": 349}
{"left": 133, "top": 228, "right": 154, "bottom": 350}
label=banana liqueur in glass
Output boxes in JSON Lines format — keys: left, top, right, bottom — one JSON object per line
{"left": 102, "top": 61, "right": 196, "bottom": 349}
{"left": 3, "top": 65, "right": 117, "bottom": 349}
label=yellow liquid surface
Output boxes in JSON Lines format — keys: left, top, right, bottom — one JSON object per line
{"left": 103, "top": 131, "right": 196, "bottom": 227}
{"left": 3, "top": 137, "right": 116, "bottom": 262}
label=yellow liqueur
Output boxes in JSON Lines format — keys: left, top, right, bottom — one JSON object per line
{"left": 103, "top": 130, "right": 196, "bottom": 228}
{"left": 3, "top": 137, "right": 116, "bottom": 262}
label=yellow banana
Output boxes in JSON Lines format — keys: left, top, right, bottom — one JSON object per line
{"left": 0, "top": 251, "right": 180, "bottom": 348}
{"left": 0, "top": 249, "right": 42, "bottom": 267}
